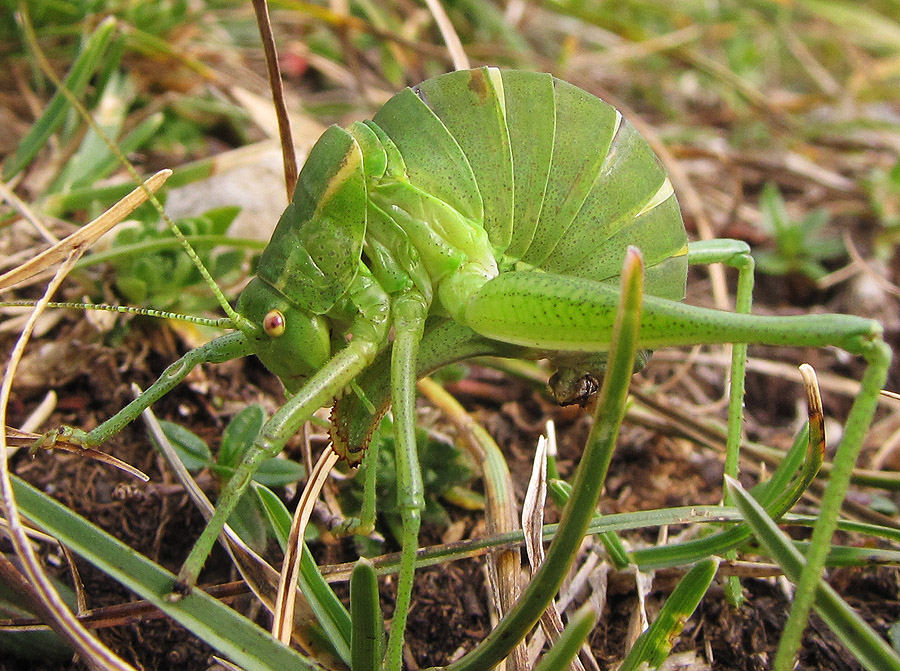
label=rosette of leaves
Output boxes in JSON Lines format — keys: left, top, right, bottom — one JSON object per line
{"left": 753, "top": 183, "right": 845, "bottom": 282}
{"left": 110, "top": 206, "right": 245, "bottom": 315}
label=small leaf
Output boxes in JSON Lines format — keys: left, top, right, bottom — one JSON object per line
{"left": 212, "top": 249, "right": 245, "bottom": 283}
{"left": 112, "top": 226, "right": 141, "bottom": 246}
{"left": 254, "top": 483, "right": 292, "bottom": 550}
{"left": 889, "top": 621, "right": 900, "bottom": 653}
{"left": 759, "top": 182, "right": 788, "bottom": 235}
{"left": 253, "top": 458, "right": 306, "bottom": 487}
{"left": 228, "top": 490, "right": 268, "bottom": 553}
{"left": 219, "top": 405, "right": 265, "bottom": 468}
{"left": 204, "top": 206, "right": 242, "bottom": 235}
{"left": 158, "top": 420, "right": 212, "bottom": 471}
{"left": 114, "top": 275, "right": 148, "bottom": 304}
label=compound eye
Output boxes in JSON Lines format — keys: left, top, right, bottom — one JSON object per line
{"left": 263, "top": 310, "right": 286, "bottom": 337}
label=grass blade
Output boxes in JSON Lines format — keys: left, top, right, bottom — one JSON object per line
{"left": 443, "top": 247, "right": 645, "bottom": 671}
{"left": 255, "top": 481, "right": 352, "bottom": 665}
{"left": 350, "top": 558, "right": 384, "bottom": 671}
{"left": 3, "top": 16, "right": 117, "bottom": 179}
{"left": 532, "top": 605, "right": 598, "bottom": 671}
{"left": 11, "top": 475, "right": 318, "bottom": 671}
{"left": 617, "top": 558, "right": 719, "bottom": 671}
{"left": 726, "top": 476, "right": 900, "bottom": 671}
{"left": 797, "top": 0, "right": 900, "bottom": 52}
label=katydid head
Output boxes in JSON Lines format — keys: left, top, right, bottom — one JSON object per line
{"left": 236, "top": 277, "right": 331, "bottom": 393}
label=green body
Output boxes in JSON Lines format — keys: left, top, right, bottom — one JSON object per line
{"left": 237, "top": 67, "right": 690, "bottom": 459}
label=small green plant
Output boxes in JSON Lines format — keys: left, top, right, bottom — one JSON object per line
{"left": 867, "top": 158, "right": 900, "bottom": 238}
{"left": 107, "top": 206, "right": 247, "bottom": 315}
{"left": 339, "top": 415, "right": 477, "bottom": 551}
{"left": 753, "top": 182, "right": 846, "bottom": 281}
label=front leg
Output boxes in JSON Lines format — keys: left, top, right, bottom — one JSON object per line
{"left": 34, "top": 331, "right": 252, "bottom": 451}
{"left": 175, "top": 270, "right": 391, "bottom": 595}
{"left": 173, "top": 337, "right": 379, "bottom": 595}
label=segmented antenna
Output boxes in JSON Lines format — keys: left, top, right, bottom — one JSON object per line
{"left": 17, "top": 10, "right": 256, "bottom": 335}
{"left": 0, "top": 301, "right": 234, "bottom": 329}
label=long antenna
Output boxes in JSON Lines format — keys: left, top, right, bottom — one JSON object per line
{"left": 16, "top": 8, "right": 255, "bottom": 335}
{"left": 0, "top": 301, "right": 233, "bottom": 328}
